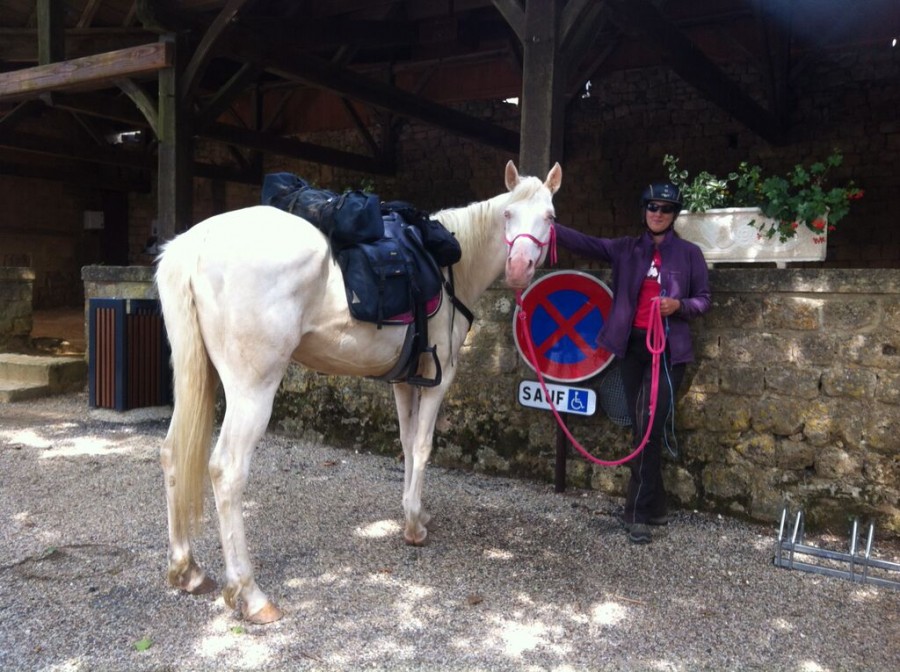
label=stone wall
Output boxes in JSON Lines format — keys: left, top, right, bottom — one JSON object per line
{"left": 0, "top": 176, "right": 103, "bottom": 309}
{"left": 0, "top": 267, "right": 34, "bottom": 350}
{"left": 78, "top": 265, "right": 899, "bottom": 536}
{"left": 270, "top": 268, "right": 900, "bottom": 538}
{"left": 81, "top": 265, "right": 158, "bottom": 303}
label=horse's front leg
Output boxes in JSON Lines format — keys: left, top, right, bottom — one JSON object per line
{"left": 209, "top": 391, "right": 283, "bottom": 624}
{"left": 393, "top": 382, "right": 449, "bottom": 545}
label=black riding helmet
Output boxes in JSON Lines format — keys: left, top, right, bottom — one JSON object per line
{"left": 642, "top": 182, "right": 683, "bottom": 211}
{"left": 641, "top": 181, "right": 683, "bottom": 233}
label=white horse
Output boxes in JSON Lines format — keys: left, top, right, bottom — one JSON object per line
{"left": 155, "top": 160, "right": 562, "bottom": 623}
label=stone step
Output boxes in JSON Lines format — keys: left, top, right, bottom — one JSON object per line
{"left": 0, "top": 380, "right": 51, "bottom": 403}
{"left": 0, "top": 353, "right": 87, "bottom": 402}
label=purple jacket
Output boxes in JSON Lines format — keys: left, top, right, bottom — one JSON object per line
{"left": 554, "top": 223, "right": 712, "bottom": 365}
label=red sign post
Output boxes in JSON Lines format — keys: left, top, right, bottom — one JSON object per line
{"left": 513, "top": 271, "right": 615, "bottom": 492}
{"left": 513, "top": 271, "right": 614, "bottom": 382}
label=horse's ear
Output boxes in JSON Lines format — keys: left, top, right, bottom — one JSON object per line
{"left": 544, "top": 162, "right": 562, "bottom": 195}
{"left": 505, "top": 160, "right": 520, "bottom": 191}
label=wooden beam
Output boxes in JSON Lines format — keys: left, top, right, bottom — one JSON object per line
{"left": 181, "top": 0, "right": 256, "bottom": 104}
{"left": 0, "top": 28, "right": 156, "bottom": 63}
{"left": 756, "top": 0, "right": 792, "bottom": 130}
{"left": 0, "top": 128, "right": 153, "bottom": 169}
{"left": 115, "top": 78, "right": 159, "bottom": 136}
{"left": 77, "top": 0, "right": 104, "bottom": 29}
{"left": 560, "top": 1, "right": 610, "bottom": 69}
{"left": 201, "top": 122, "right": 395, "bottom": 174}
{"left": 0, "top": 42, "right": 173, "bottom": 102}
{"left": 493, "top": 0, "right": 525, "bottom": 42}
{"left": 519, "top": 0, "right": 566, "bottom": 175}
{"left": 156, "top": 34, "right": 192, "bottom": 240}
{"left": 39, "top": 89, "right": 394, "bottom": 175}
{"left": 37, "top": 0, "right": 65, "bottom": 64}
{"left": 607, "top": 0, "right": 785, "bottom": 144}
{"left": 229, "top": 31, "right": 520, "bottom": 153}
{"left": 194, "top": 62, "right": 262, "bottom": 130}
{"left": 0, "top": 100, "right": 44, "bottom": 130}
{"left": 559, "top": 0, "right": 601, "bottom": 53}
{"left": 41, "top": 91, "right": 149, "bottom": 127}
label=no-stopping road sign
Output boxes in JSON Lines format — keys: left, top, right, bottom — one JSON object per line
{"left": 513, "top": 271, "right": 614, "bottom": 383}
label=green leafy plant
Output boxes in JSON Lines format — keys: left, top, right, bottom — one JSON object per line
{"left": 664, "top": 155, "right": 737, "bottom": 212}
{"left": 663, "top": 151, "right": 864, "bottom": 243}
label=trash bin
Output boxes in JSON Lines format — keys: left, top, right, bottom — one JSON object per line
{"left": 88, "top": 298, "right": 172, "bottom": 410}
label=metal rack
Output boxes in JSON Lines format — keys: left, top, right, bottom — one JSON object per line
{"left": 774, "top": 508, "right": 900, "bottom": 590}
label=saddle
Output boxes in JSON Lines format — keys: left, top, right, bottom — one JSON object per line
{"left": 262, "top": 173, "right": 471, "bottom": 387}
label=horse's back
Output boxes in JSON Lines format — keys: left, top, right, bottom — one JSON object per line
{"left": 167, "top": 205, "right": 327, "bottom": 266}
{"left": 159, "top": 204, "right": 406, "bottom": 378}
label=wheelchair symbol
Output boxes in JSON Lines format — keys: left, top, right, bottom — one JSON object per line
{"left": 567, "top": 391, "right": 587, "bottom": 412}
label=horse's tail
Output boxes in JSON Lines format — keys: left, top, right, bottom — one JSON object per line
{"left": 156, "top": 233, "right": 218, "bottom": 541}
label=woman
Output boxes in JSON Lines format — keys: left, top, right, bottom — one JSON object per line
{"left": 554, "top": 182, "right": 711, "bottom": 544}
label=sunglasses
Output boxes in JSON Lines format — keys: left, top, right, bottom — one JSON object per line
{"left": 646, "top": 202, "right": 677, "bottom": 214}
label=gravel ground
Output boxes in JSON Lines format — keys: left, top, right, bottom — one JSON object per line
{"left": 1, "top": 392, "right": 898, "bottom": 672}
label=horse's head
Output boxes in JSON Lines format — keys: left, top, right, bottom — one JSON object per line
{"left": 502, "top": 160, "right": 562, "bottom": 289}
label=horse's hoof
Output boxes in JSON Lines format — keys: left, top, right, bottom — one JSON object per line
{"left": 187, "top": 575, "right": 218, "bottom": 595}
{"left": 169, "top": 561, "right": 217, "bottom": 595}
{"left": 244, "top": 601, "right": 283, "bottom": 624}
{"left": 403, "top": 527, "right": 428, "bottom": 546}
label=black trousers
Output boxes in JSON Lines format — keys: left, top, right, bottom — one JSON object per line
{"left": 619, "top": 330, "right": 686, "bottom": 524}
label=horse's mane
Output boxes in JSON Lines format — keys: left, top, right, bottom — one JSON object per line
{"left": 432, "top": 175, "right": 547, "bottom": 253}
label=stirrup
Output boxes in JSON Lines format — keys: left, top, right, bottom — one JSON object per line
{"left": 407, "top": 345, "right": 442, "bottom": 387}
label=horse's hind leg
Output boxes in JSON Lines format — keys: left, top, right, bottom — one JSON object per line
{"left": 209, "top": 383, "right": 284, "bottom": 624}
{"left": 161, "top": 423, "right": 217, "bottom": 595}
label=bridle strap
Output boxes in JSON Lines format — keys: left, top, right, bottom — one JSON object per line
{"left": 505, "top": 224, "right": 557, "bottom": 266}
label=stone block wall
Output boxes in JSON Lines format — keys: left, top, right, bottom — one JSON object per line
{"left": 0, "top": 267, "right": 35, "bottom": 350}
{"left": 0, "top": 176, "right": 101, "bottom": 308}
{"left": 81, "top": 265, "right": 159, "bottom": 303}
{"left": 79, "top": 265, "right": 899, "bottom": 536}
{"left": 270, "top": 268, "right": 900, "bottom": 538}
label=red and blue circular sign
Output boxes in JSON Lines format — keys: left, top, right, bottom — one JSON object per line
{"left": 513, "top": 271, "right": 614, "bottom": 382}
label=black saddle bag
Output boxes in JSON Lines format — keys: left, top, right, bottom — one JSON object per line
{"left": 337, "top": 239, "right": 414, "bottom": 326}
{"left": 382, "top": 200, "right": 461, "bottom": 266}
{"left": 262, "top": 172, "right": 383, "bottom": 250}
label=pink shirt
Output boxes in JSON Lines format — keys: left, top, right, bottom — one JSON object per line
{"left": 632, "top": 249, "right": 661, "bottom": 329}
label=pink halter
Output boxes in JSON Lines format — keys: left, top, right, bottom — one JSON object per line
{"left": 505, "top": 223, "right": 558, "bottom": 266}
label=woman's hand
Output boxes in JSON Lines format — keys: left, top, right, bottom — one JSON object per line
{"left": 655, "top": 297, "right": 681, "bottom": 317}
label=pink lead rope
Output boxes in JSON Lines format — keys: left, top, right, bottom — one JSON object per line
{"left": 515, "top": 289, "right": 666, "bottom": 467}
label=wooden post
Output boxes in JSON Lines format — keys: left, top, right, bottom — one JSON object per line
{"left": 37, "top": 0, "right": 64, "bottom": 64}
{"left": 156, "top": 33, "right": 192, "bottom": 241}
{"left": 519, "top": 0, "right": 566, "bottom": 177}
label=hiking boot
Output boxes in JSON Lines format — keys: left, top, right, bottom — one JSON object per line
{"left": 628, "top": 523, "right": 652, "bottom": 544}
{"left": 620, "top": 513, "right": 669, "bottom": 528}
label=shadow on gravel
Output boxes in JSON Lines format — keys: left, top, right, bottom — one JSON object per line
{"left": 1, "top": 393, "right": 898, "bottom": 671}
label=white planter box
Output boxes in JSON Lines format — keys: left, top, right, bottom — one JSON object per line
{"left": 675, "top": 207, "right": 826, "bottom": 268}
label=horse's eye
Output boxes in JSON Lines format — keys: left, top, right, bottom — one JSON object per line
{"left": 503, "top": 209, "right": 511, "bottom": 220}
